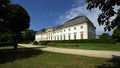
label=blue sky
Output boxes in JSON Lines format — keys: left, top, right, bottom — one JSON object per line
{"left": 12, "top": 0, "right": 73, "bottom": 30}
{"left": 12, "top": 0, "right": 114, "bottom": 35}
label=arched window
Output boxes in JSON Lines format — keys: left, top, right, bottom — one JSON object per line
{"left": 81, "top": 33, "right": 83, "bottom": 39}
{"left": 74, "top": 32, "right": 77, "bottom": 40}
{"left": 68, "top": 33, "right": 71, "bottom": 40}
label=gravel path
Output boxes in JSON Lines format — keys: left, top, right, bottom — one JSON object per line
{"left": 19, "top": 44, "right": 120, "bottom": 58}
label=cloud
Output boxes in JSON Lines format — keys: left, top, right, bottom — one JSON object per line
{"left": 56, "top": 0, "right": 113, "bottom": 35}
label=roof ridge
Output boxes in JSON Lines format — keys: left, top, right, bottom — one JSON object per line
{"left": 64, "top": 16, "right": 85, "bottom": 23}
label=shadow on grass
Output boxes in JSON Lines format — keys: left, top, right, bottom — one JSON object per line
{"left": 96, "top": 55, "right": 120, "bottom": 68}
{"left": 0, "top": 47, "right": 43, "bottom": 64}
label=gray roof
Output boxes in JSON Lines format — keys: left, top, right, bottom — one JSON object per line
{"left": 55, "top": 16, "right": 95, "bottom": 30}
{"left": 36, "top": 16, "right": 96, "bottom": 34}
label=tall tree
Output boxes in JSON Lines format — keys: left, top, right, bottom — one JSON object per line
{"left": 87, "top": 0, "right": 120, "bottom": 31}
{"left": 112, "top": 9, "right": 120, "bottom": 43}
{"left": 112, "top": 9, "right": 120, "bottom": 29}
{"left": 0, "top": 0, "right": 10, "bottom": 29}
{"left": 99, "top": 33, "right": 111, "bottom": 40}
{"left": 0, "top": 0, "right": 30, "bottom": 49}
{"left": 6, "top": 4, "right": 30, "bottom": 49}
{"left": 112, "top": 27, "right": 120, "bottom": 42}
{"left": 22, "top": 29, "right": 36, "bottom": 43}
{"left": 0, "top": 0, "right": 10, "bottom": 42}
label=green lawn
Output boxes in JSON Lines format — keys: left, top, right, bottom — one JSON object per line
{"left": 42, "top": 43, "right": 120, "bottom": 51}
{"left": 0, "top": 46, "right": 120, "bottom": 68}
{"left": 78, "top": 43, "right": 120, "bottom": 51}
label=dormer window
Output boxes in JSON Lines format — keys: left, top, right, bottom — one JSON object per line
{"left": 81, "top": 26, "right": 83, "bottom": 29}
{"left": 74, "top": 27, "right": 76, "bottom": 30}
{"left": 68, "top": 28, "right": 70, "bottom": 31}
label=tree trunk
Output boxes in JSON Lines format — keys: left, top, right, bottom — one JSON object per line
{"left": 14, "top": 39, "right": 18, "bottom": 50}
{"left": 13, "top": 32, "right": 18, "bottom": 50}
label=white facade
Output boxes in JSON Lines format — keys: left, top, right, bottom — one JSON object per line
{"left": 35, "top": 16, "right": 96, "bottom": 42}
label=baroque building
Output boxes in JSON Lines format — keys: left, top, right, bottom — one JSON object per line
{"left": 35, "top": 16, "right": 96, "bottom": 41}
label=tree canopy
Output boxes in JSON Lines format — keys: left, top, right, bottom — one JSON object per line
{"left": 112, "top": 27, "right": 120, "bottom": 42}
{"left": 0, "top": 0, "right": 30, "bottom": 49}
{"left": 6, "top": 4, "right": 30, "bottom": 32}
{"left": 8, "top": 4, "right": 30, "bottom": 49}
{"left": 22, "top": 29, "right": 36, "bottom": 43}
{"left": 0, "top": 0, "right": 10, "bottom": 29}
{"left": 99, "top": 33, "right": 111, "bottom": 40}
{"left": 87, "top": 0, "right": 120, "bottom": 31}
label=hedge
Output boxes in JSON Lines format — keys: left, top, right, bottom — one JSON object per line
{"left": 39, "top": 39, "right": 116, "bottom": 44}
{"left": 39, "top": 41, "right": 50, "bottom": 45}
{"left": 0, "top": 42, "right": 14, "bottom": 47}
{"left": 33, "top": 41, "right": 39, "bottom": 45}
{"left": 48, "top": 43, "right": 79, "bottom": 47}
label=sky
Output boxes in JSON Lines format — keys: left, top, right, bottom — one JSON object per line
{"left": 11, "top": 0, "right": 114, "bottom": 35}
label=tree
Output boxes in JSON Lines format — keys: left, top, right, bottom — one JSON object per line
{"left": 112, "top": 27, "right": 120, "bottom": 42}
{"left": 0, "top": 0, "right": 30, "bottom": 49}
{"left": 99, "top": 33, "right": 115, "bottom": 43}
{"left": 87, "top": 0, "right": 120, "bottom": 31}
{"left": 111, "top": 9, "right": 120, "bottom": 43}
{"left": 6, "top": 4, "right": 30, "bottom": 49}
{"left": 0, "top": 0, "right": 10, "bottom": 29}
{"left": 112, "top": 9, "right": 120, "bottom": 29}
{"left": 99, "top": 33, "right": 111, "bottom": 40}
{"left": 22, "top": 29, "right": 36, "bottom": 43}
{"left": 0, "top": 0, "right": 11, "bottom": 43}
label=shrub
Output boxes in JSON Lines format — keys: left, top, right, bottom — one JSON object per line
{"left": 0, "top": 42, "right": 14, "bottom": 47}
{"left": 21, "top": 41, "right": 33, "bottom": 44}
{"left": 39, "top": 41, "right": 49, "bottom": 45}
{"left": 33, "top": 41, "right": 38, "bottom": 45}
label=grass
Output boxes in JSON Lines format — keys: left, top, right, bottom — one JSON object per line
{"left": 78, "top": 43, "right": 120, "bottom": 51}
{"left": 1, "top": 46, "right": 120, "bottom": 68}
{"left": 40, "top": 43, "right": 120, "bottom": 51}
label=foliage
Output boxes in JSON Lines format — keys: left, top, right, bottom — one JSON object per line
{"left": 99, "top": 33, "right": 112, "bottom": 40}
{"left": 33, "top": 41, "right": 38, "bottom": 45}
{"left": 112, "top": 9, "right": 120, "bottom": 30}
{"left": 47, "top": 43, "right": 79, "bottom": 47}
{"left": 39, "top": 41, "right": 49, "bottom": 45}
{"left": 87, "top": 0, "right": 120, "bottom": 31}
{"left": 0, "top": 0, "right": 10, "bottom": 25}
{"left": 5, "top": 4, "right": 30, "bottom": 31}
{"left": 0, "top": 42, "right": 14, "bottom": 47}
{"left": 112, "top": 27, "right": 120, "bottom": 42}
{"left": 0, "top": 0, "right": 10, "bottom": 34}
{"left": 22, "top": 29, "right": 36, "bottom": 43}
{"left": 0, "top": 0, "right": 30, "bottom": 49}
{"left": 0, "top": 31, "right": 13, "bottom": 42}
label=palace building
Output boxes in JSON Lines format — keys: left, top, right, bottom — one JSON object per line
{"left": 35, "top": 16, "right": 96, "bottom": 42}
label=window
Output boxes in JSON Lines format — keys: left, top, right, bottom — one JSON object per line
{"left": 74, "top": 32, "right": 77, "bottom": 40}
{"left": 68, "top": 28, "right": 70, "bottom": 31}
{"left": 74, "top": 27, "right": 76, "bottom": 30}
{"left": 57, "top": 35, "right": 59, "bottom": 40}
{"left": 81, "top": 26, "right": 83, "bottom": 29}
{"left": 55, "top": 36, "right": 56, "bottom": 40}
{"left": 64, "top": 34, "right": 66, "bottom": 40}
{"left": 60, "top": 35, "right": 62, "bottom": 40}
{"left": 68, "top": 33, "right": 71, "bottom": 40}
{"left": 81, "top": 33, "right": 83, "bottom": 39}
{"left": 51, "top": 36, "right": 52, "bottom": 40}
